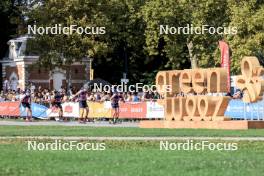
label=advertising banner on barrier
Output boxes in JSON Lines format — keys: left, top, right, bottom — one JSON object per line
{"left": 146, "top": 102, "right": 164, "bottom": 119}
{"left": 88, "top": 102, "right": 111, "bottom": 118}
{"left": 2, "top": 99, "right": 264, "bottom": 120}
{"left": 46, "top": 106, "right": 60, "bottom": 117}
{"left": 224, "top": 100, "right": 245, "bottom": 119}
{"left": 20, "top": 103, "right": 48, "bottom": 119}
{"left": 63, "top": 102, "right": 80, "bottom": 117}
{"left": 225, "top": 99, "right": 264, "bottom": 120}
{"left": 47, "top": 102, "right": 80, "bottom": 118}
{"left": 0, "top": 101, "right": 20, "bottom": 116}
{"left": 117, "top": 102, "right": 147, "bottom": 119}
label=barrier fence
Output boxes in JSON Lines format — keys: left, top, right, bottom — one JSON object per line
{"left": 0, "top": 99, "right": 263, "bottom": 120}
{"left": 224, "top": 99, "right": 264, "bottom": 120}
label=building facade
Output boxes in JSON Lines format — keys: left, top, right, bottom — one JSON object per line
{"left": 1, "top": 36, "right": 91, "bottom": 91}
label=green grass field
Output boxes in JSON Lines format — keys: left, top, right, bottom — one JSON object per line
{"left": 0, "top": 139, "right": 263, "bottom": 176}
{"left": 0, "top": 125, "right": 264, "bottom": 137}
{"left": 1, "top": 126, "right": 264, "bottom": 175}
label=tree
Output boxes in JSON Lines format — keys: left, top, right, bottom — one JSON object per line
{"left": 26, "top": 0, "right": 149, "bottom": 84}
{"left": 141, "top": 0, "right": 231, "bottom": 69}
{"left": 26, "top": 0, "right": 110, "bottom": 89}
{"left": 226, "top": 0, "right": 264, "bottom": 74}
{"left": 22, "top": 0, "right": 264, "bottom": 86}
{"left": 0, "top": 0, "right": 19, "bottom": 58}
{"left": 86, "top": 0, "right": 147, "bottom": 84}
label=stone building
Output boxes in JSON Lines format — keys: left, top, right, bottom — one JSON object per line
{"left": 1, "top": 36, "right": 92, "bottom": 91}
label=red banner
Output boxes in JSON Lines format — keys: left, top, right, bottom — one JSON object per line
{"left": 115, "top": 102, "right": 147, "bottom": 119}
{"left": 0, "top": 101, "right": 20, "bottom": 116}
{"left": 219, "top": 41, "right": 231, "bottom": 92}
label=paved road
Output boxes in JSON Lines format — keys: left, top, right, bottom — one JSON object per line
{"left": 0, "top": 120, "right": 139, "bottom": 127}
{"left": 1, "top": 136, "right": 264, "bottom": 141}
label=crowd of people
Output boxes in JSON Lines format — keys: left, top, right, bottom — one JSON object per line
{"left": 0, "top": 86, "right": 161, "bottom": 104}
{"left": 0, "top": 84, "right": 161, "bottom": 124}
{"left": 0, "top": 82, "right": 243, "bottom": 124}
{"left": 0, "top": 85, "right": 243, "bottom": 105}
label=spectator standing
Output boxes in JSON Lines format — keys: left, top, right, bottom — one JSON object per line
{"left": 233, "top": 89, "right": 243, "bottom": 99}
{"left": 153, "top": 91, "right": 160, "bottom": 100}
{"left": 101, "top": 92, "right": 110, "bottom": 101}
{"left": 30, "top": 82, "right": 35, "bottom": 93}
{"left": 132, "top": 92, "right": 140, "bottom": 102}
{"left": 3, "top": 77, "right": 10, "bottom": 93}
{"left": 125, "top": 92, "right": 133, "bottom": 102}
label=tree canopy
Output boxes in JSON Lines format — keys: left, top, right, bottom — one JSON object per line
{"left": 5, "top": 0, "right": 264, "bottom": 84}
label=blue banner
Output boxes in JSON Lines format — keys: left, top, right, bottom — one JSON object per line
{"left": 225, "top": 98, "right": 264, "bottom": 120}
{"left": 20, "top": 103, "right": 48, "bottom": 119}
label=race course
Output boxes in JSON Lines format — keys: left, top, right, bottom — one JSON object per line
{"left": 0, "top": 120, "right": 139, "bottom": 127}
{"left": 1, "top": 121, "right": 264, "bottom": 176}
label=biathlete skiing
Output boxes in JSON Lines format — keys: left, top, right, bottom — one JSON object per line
{"left": 51, "top": 90, "right": 64, "bottom": 121}
{"left": 20, "top": 90, "right": 32, "bottom": 122}
{"left": 110, "top": 91, "right": 124, "bottom": 124}
{"left": 72, "top": 87, "right": 89, "bottom": 124}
